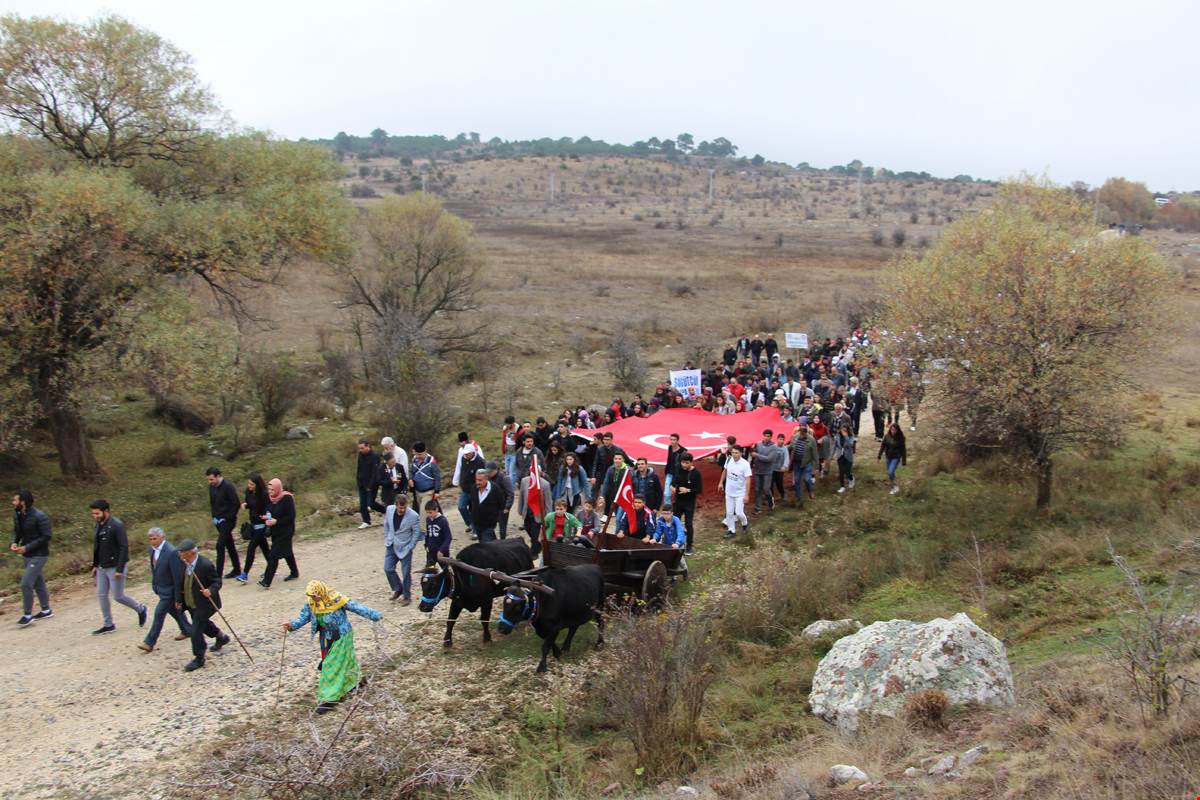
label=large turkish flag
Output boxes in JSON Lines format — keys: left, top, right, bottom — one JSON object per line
{"left": 573, "top": 407, "right": 798, "bottom": 466}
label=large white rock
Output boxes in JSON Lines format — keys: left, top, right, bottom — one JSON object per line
{"left": 802, "top": 618, "right": 863, "bottom": 640}
{"left": 829, "top": 765, "right": 868, "bottom": 784}
{"left": 809, "top": 613, "right": 1015, "bottom": 733}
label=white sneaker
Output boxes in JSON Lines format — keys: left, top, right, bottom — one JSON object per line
{"left": 848, "top": 479, "right": 855, "bottom": 489}
{"left": 909, "top": 425, "right": 916, "bottom": 432}
{"left": 837, "top": 487, "right": 846, "bottom": 494}
{"left": 890, "top": 485, "right": 900, "bottom": 495}
{"left": 357, "top": 522, "right": 371, "bottom": 529}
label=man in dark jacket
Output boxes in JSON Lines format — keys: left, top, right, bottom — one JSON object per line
{"left": 356, "top": 438, "right": 384, "bottom": 529}
{"left": 138, "top": 527, "right": 192, "bottom": 652}
{"left": 11, "top": 489, "right": 53, "bottom": 626}
{"left": 485, "top": 461, "right": 514, "bottom": 539}
{"left": 90, "top": 499, "right": 146, "bottom": 636}
{"left": 206, "top": 467, "right": 241, "bottom": 578}
{"left": 467, "top": 470, "right": 505, "bottom": 543}
{"left": 631, "top": 458, "right": 663, "bottom": 511}
{"left": 672, "top": 454, "right": 703, "bottom": 554}
{"left": 175, "top": 539, "right": 229, "bottom": 671}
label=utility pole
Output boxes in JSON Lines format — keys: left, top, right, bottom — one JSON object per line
{"left": 708, "top": 169, "right": 715, "bottom": 202}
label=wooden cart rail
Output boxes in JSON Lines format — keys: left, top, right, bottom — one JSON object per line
{"left": 434, "top": 555, "right": 556, "bottom": 595}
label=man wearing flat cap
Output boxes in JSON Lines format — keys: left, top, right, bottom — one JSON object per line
{"left": 174, "top": 539, "right": 230, "bottom": 672}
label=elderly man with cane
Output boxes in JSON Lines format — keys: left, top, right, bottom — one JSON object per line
{"left": 175, "top": 539, "right": 231, "bottom": 672}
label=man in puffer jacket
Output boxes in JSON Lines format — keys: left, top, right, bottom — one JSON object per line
{"left": 11, "top": 489, "right": 53, "bottom": 626}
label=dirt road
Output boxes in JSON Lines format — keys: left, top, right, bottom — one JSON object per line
{"left": 0, "top": 523, "right": 450, "bottom": 799}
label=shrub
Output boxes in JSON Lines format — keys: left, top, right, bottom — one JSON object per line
{"left": 599, "top": 608, "right": 717, "bottom": 777}
{"left": 871, "top": 228, "right": 884, "bottom": 246}
{"left": 606, "top": 329, "right": 648, "bottom": 393}
{"left": 147, "top": 440, "right": 188, "bottom": 467}
{"left": 904, "top": 688, "right": 949, "bottom": 729}
{"left": 349, "top": 183, "right": 378, "bottom": 198}
{"left": 245, "top": 356, "right": 305, "bottom": 437}
{"left": 892, "top": 227, "right": 907, "bottom": 247}
{"left": 805, "top": 208, "right": 816, "bottom": 220}
{"left": 665, "top": 278, "right": 694, "bottom": 297}
{"left": 321, "top": 348, "right": 357, "bottom": 418}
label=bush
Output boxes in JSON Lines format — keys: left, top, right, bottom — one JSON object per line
{"left": 665, "top": 278, "right": 694, "bottom": 297}
{"left": 372, "top": 348, "right": 457, "bottom": 457}
{"left": 607, "top": 329, "right": 648, "bottom": 393}
{"left": 599, "top": 608, "right": 716, "bottom": 777}
{"left": 871, "top": 228, "right": 884, "bottom": 246}
{"left": 904, "top": 688, "right": 949, "bottom": 729}
{"left": 245, "top": 356, "right": 305, "bottom": 437}
{"left": 147, "top": 440, "right": 189, "bottom": 467}
{"left": 321, "top": 348, "right": 357, "bottom": 418}
{"left": 892, "top": 227, "right": 907, "bottom": 247}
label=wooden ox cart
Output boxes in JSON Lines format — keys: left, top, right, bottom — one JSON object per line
{"left": 540, "top": 531, "right": 687, "bottom": 609}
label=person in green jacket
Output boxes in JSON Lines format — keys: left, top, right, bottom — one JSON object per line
{"left": 542, "top": 498, "right": 582, "bottom": 557}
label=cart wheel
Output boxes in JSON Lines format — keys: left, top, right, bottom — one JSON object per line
{"left": 641, "top": 561, "right": 669, "bottom": 610}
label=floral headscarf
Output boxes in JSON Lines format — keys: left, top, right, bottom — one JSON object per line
{"left": 305, "top": 580, "right": 348, "bottom": 615}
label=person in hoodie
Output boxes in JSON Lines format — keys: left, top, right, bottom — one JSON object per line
{"left": 422, "top": 501, "right": 452, "bottom": 568}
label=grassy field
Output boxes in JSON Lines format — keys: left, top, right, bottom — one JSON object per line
{"left": 3, "top": 154, "right": 1199, "bottom": 798}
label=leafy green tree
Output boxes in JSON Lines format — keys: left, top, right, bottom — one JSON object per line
{"left": 751, "top": 154, "right": 765, "bottom": 167}
{"left": 676, "top": 133, "right": 694, "bottom": 153}
{"left": 881, "top": 179, "right": 1176, "bottom": 509}
{"left": 0, "top": 14, "right": 350, "bottom": 476}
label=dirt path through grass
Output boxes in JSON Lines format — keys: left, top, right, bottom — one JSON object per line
{"left": 0, "top": 522, "right": 444, "bottom": 799}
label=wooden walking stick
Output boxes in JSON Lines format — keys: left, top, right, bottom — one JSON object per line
{"left": 190, "top": 572, "right": 255, "bottom": 663}
{"left": 275, "top": 628, "right": 287, "bottom": 705}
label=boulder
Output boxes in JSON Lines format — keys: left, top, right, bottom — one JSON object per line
{"left": 809, "top": 612, "right": 1015, "bottom": 733}
{"left": 928, "top": 754, "right": 957, "bottom": 775}
{"left": 829, "top": 765, "right": 868, "bottom": 784}
{"left": 286, "top": 425, "right": 313, "bottom": 440}
{"left": 903, "top": 767, "right": 922, "bottom": 778}
{"left": 802, "top": 618, "right": 863, "bottom": 640}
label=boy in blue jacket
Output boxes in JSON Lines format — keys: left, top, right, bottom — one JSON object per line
{"left": 423, "top": 500, "right": 452, "bottom": 568}
{"left": 651, "top": 505, "right": 687, "bottom": 549}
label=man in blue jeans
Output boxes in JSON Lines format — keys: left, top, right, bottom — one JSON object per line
{"left": 137, "top": 527, "right": 192, "bottom": 652}
{"left": 789, "top": 420, "right": 818, "bottom": 504}
{"left": 383, "top": 494, "right": 421, "bottom": 605}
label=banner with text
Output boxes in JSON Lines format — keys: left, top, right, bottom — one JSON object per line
{"left": 669, "top": 369, "right": 702, "bottom": 399}
{"left": 784, "top": 332, "right": 809, "bottom": 350}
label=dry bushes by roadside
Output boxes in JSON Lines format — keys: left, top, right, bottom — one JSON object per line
{"left": 714, "top": 546, "right": 857, "bottom": 646}
{"left": 598, "top": 607, "right": 718, "bottom": 778}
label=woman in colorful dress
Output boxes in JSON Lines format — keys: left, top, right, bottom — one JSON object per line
{"left": 282, "top": 580, "right": 382, "bottom": 714}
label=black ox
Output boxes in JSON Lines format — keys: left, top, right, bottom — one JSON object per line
{"left": 497, "top": 564, "right": 605, "bottom": 673}
{"left": 418, "top": 538, "right": 534, "bottom": 648}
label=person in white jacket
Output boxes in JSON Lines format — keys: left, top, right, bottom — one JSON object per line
{"left": 380, "top": 436, "right": 409, "bottom": 476}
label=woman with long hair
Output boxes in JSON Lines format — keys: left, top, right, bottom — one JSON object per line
{"left": 237, "top": 473, "right": 270, "bottom": 584}
{"left": 834, "top": 423, "right": 857, "bottom": 494}
{"left": 878, "top": 422, "right": 907, "bottom": 495}
{"left": 543, "top": 439, "right": 566, "bottom": 487}
{"left": 556, "top": 451, "right": 591, "bottom": 512}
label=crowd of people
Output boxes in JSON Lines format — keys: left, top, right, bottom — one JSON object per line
{"left": 8, "top": 329, "right": 922, "bottom": 705}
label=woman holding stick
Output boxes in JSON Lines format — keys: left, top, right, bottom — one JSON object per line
{"left": 282, "top": 581, "right": 382, "bottom": 714}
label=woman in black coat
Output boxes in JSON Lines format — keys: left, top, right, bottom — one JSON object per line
{"left": 260, "top": 478, "right": 299, "bottom": 588}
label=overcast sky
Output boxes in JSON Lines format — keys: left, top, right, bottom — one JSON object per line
{"left": 11, "top": 0, "right": 1198, "bottom": 189}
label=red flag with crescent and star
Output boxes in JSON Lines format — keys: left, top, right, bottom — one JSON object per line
{"left": 573, "top": 406, "right": 797, "bottom": 466}
{"left": 613, "top": 466, "right": 637, "bottom": 522}
{"left": 528, "top": 454, "right": 545, "bottom": 519}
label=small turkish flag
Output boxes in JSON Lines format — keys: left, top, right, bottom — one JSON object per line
{"left": 614, "top": 467, "right": 637, "bottom": 522}
{"left": 528, "top": 455, "right": 545, "bottom": 519}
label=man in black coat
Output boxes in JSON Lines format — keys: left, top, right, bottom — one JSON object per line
{"left": 206, "top": 467, "right": 241, "bottom": 578}
{"left": 11, "top": 489, "right": 53, "bottom": 626}
{"left": 175, "top": 539, "right": 229, "bottom": 671}
{"left": 356, "top": 438, "right": 384, "bottom": 529}
{"left": 467, "top": 470, "right": 505, "bottom": 543}
{"left": 90, "top": 499, "right": 146, "bottom": 636}
{"left": 138, "top": 527, "right": 191, "bottom": 652}
{"left": 672, "top": 454, "right": 703, "bottom": 554}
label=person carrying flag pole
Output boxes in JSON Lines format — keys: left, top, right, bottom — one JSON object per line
{"left": 517, "top": 454, "right": 553, "bottom": 564}
{"left": 595, "top": 466, "right": 639, "bottom": 548}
